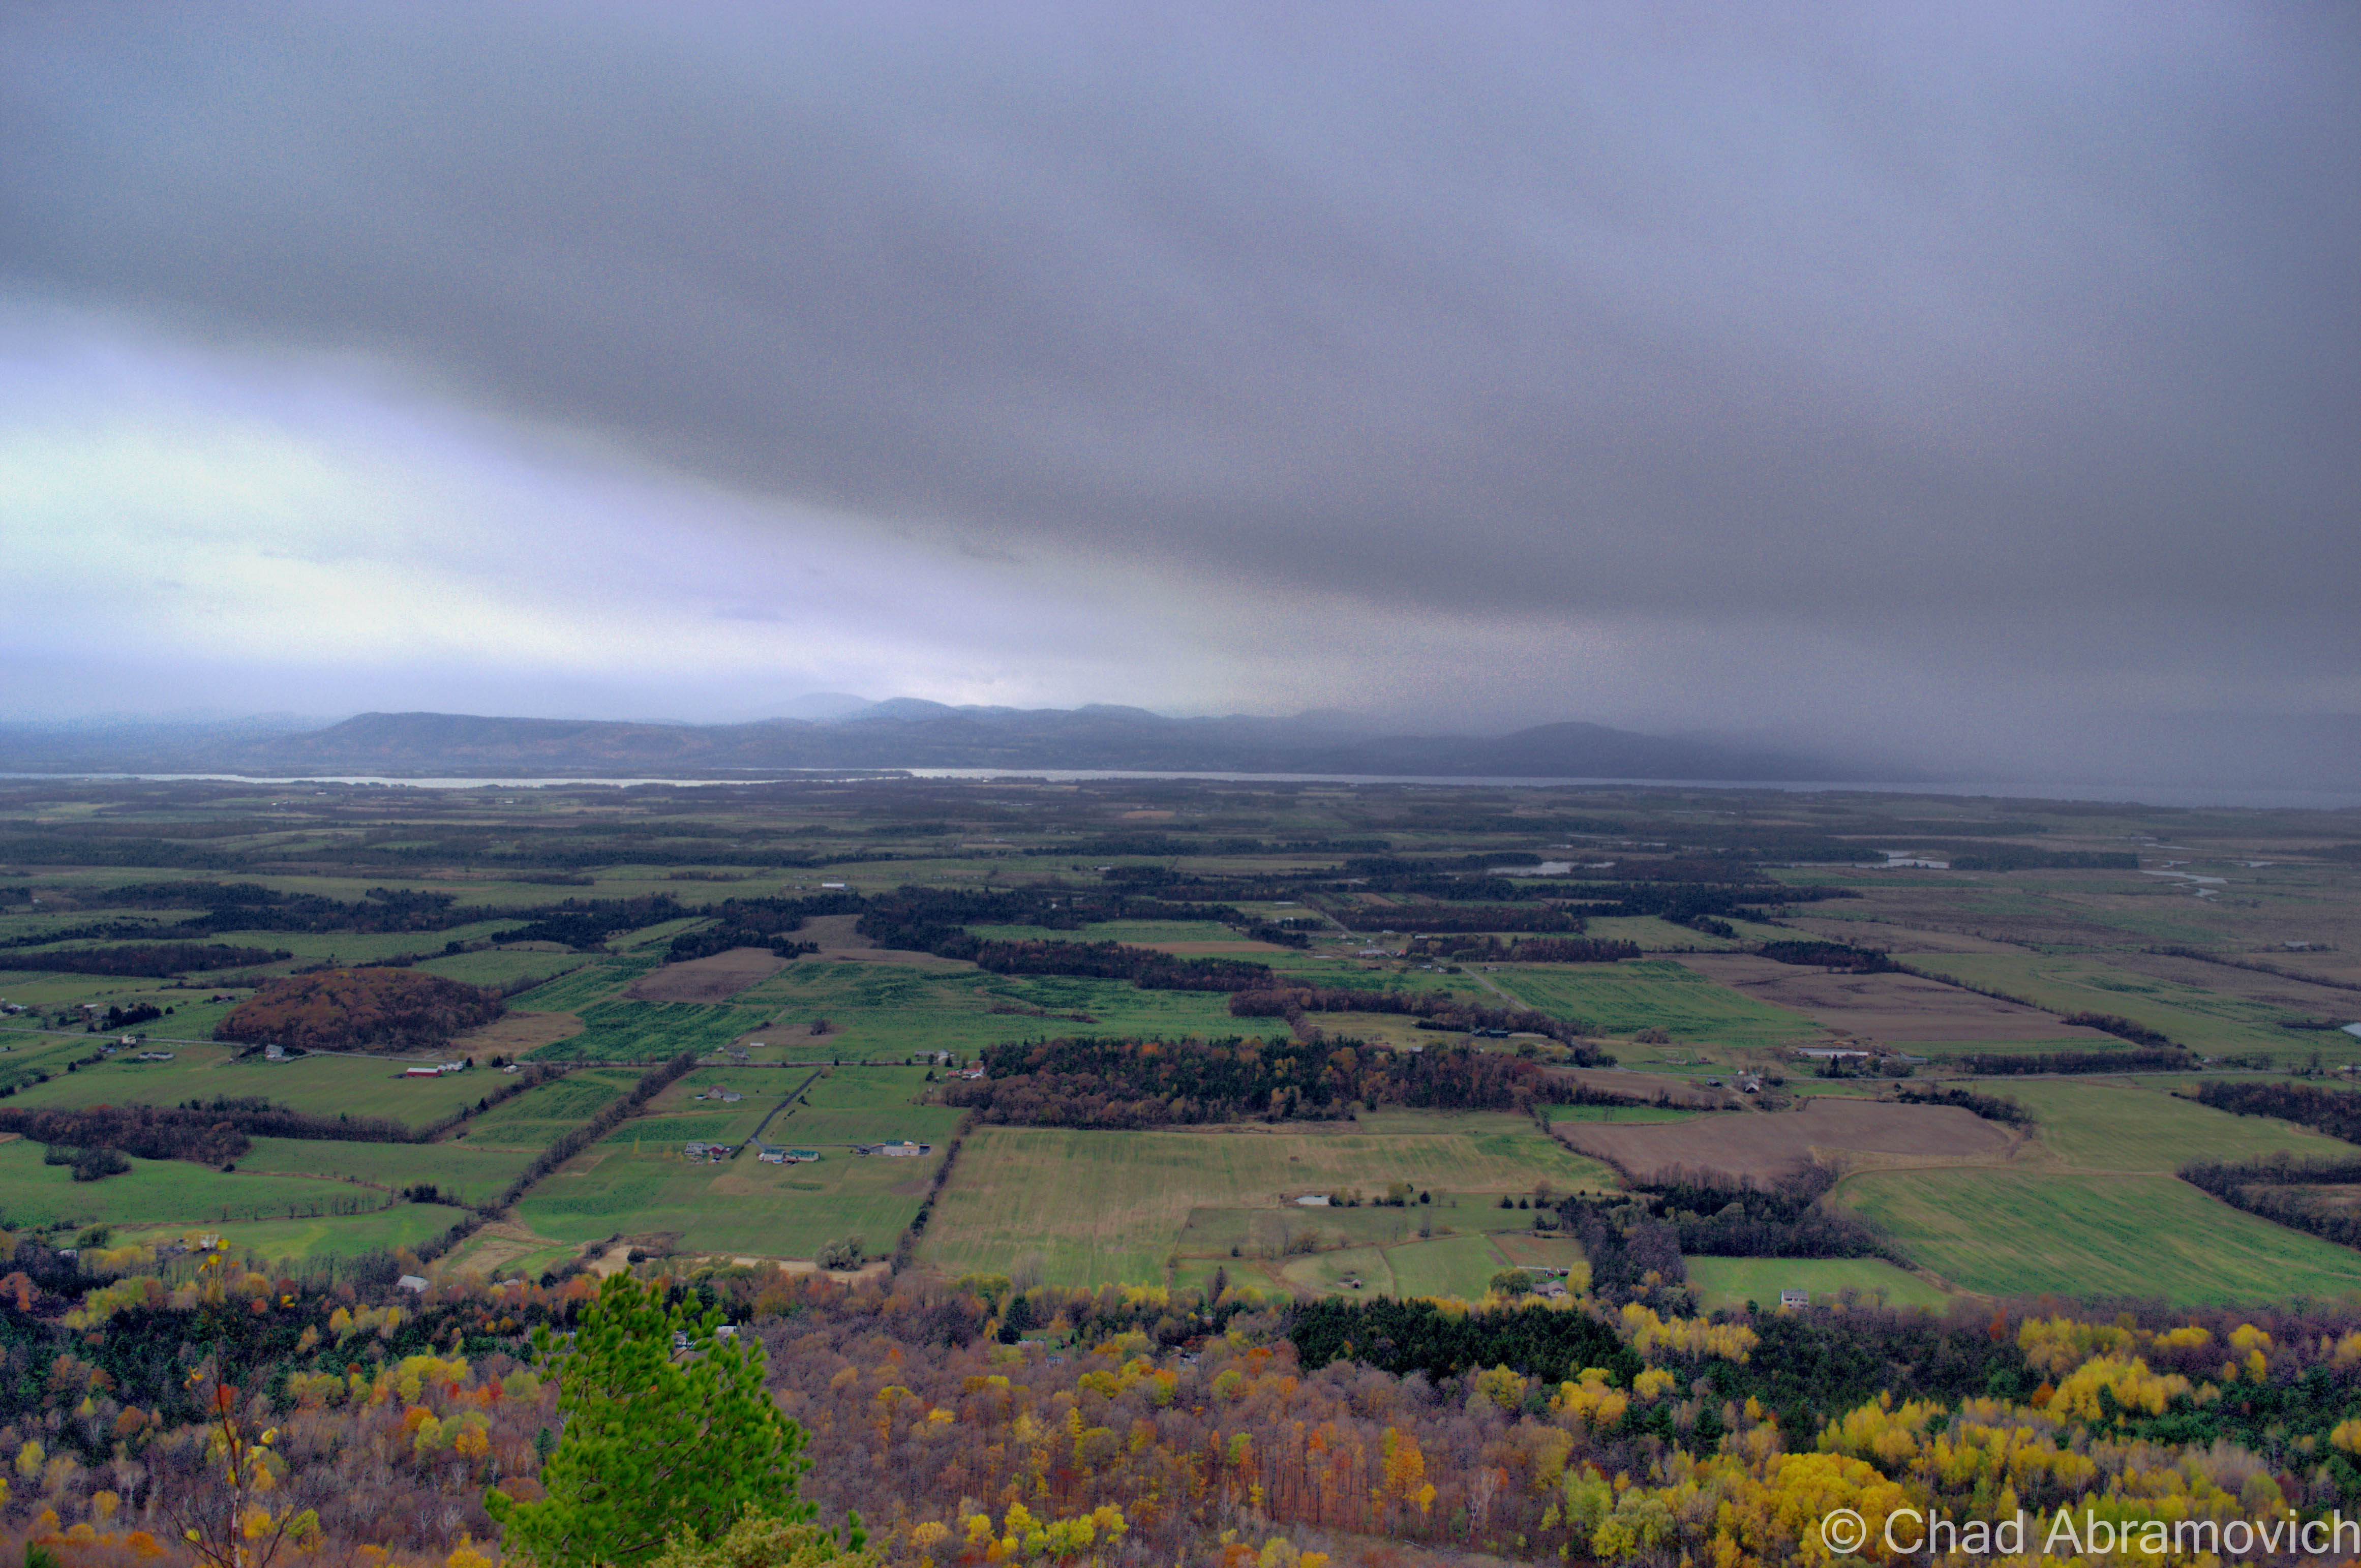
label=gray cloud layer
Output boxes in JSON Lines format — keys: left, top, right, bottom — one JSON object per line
{"left": 4, "top": 3, "right": 2357, "bottom": 774}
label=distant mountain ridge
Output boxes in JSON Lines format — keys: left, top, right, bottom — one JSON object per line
{"left": 0, "top": 703, "right": 1901, "bottom": 781}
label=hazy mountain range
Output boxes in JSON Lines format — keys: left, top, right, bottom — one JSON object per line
{"left": 0, "top": 702, "right": 1895, "bottom": 782}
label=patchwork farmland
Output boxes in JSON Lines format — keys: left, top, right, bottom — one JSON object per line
{"left": 0, "top": 770, "right": 2355, "bottom": 1324}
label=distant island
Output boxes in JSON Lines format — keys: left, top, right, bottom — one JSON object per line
{"left": 0, "top": 702, "right": 1898, "bottom": 782}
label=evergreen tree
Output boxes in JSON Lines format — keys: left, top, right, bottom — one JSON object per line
{"left": 488, "top": 1274, "right": 831, "bottom": 1566}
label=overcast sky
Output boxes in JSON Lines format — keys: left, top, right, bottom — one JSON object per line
{"left": 3, "top": 3, "right": 2355, "bottom": 780}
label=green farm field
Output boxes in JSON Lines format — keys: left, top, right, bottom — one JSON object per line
{"left": 238, "top": 1136, "right": 537, "bottom": 1205}
{"left": 110, "top": 1202, "right": 467, "bottom": 1262}
{"left": 1541, "top": 1104, "right": 1700, "bottom": 1124}
{"left": 513, "top": 1064, "right": 957, "bottom": 1259}
{"left": 1490, "top": 961, "right": 1818, "bottom": 1049}
{"left": 1684, "top": 1257, "right": 1950, "bottom": 1313}
{"left": 507, "top": 959, "right": 662, "bottom": 1013}
{"left": 918, "top": 1114, "right": 1616, "bottom": 1288}
{"left": 525, "top": 1000, "right": 772, "bottom": 1062}
{"left": 1907, "top": 954, "right": 2338, "bottom": 1058}
{"left": 1580, "top": 916, "right": 1747, "bottom": 952}
{"left": 1170, "top": 1196, "right": 1543, "bottom": 1269}
{"left": 177, "top": 922, "right": 520, "bottom": 965}
{"left": 459, "top": 1068, "right": 642, "bottom": 1148}
{"left": 0, "top": 1034, "right": 114, "bottom": 1093}
{"left": 0, "top": 1139, "right": 405, "bottom": 1229}
{"left": 1984, "top": 1078, "right": 2348, "bottom": 1171}
{"left": 1834, "top": 1168, "right": 2361, "bottom": 1304}
{"left": 3, "top": 1042, "right": 499, "bottom": 1127}
{"left": 410, "top": 949, "right": 595, "bottom": 990}
{"left": 516, "top": 1142, "right": 939, "bottom": 1261}
{"left": 607, "top": 1110, "right": 775, "bottom": 1148}
{"left": 1373, "top": 1232, "right": 1517, "bottom": 1299}
{"left": 730, "top": 961, "right": 1246, "bottom": 1057}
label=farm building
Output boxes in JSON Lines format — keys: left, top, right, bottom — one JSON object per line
{"left": 761, "top": 1147, "right": 821, "bottom": 1164}
{"left": 1780, "top": 1289, "right": 1810, "bottom": 1309}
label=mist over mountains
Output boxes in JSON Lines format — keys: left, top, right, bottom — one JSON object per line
{"left": 0, "top": 703, "right": 1887, "bottom": 782}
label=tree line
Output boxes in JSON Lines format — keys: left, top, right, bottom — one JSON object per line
{"left": 1757, "top": 940, "right": 1896, "bottom": 971}
{"left": 1891, "top": 1083, "right": 2033, "bottom": 1125}
{"left": 1227, "top": 983, "right": 1610, "bottom": 1056}
{"left": 2187, "top": 1078, "right": 2361, "bottom": 1144}
{"left": 661, "top": 891, "right": 865, "bottom": 962}
{"left": 1942, "top": 1046, "right": 2192, "bottom": 1075}
{"left": 1326, "top": 902, "right": 1588, "bottom": 933}
{"left": 0, "top": 1105, "right": 252, "bottom": 1167}
{"left": 5, "top": 941, "right": 286, "bottom": 976}
{"left": 2180, "top": 1155, "right": 2361, "bottom": 1251}
{"left": 1947, "top": 849, "right": 2139, "bottom": 871}
{"left": 1405, "top": 934, "right": 1640, "bottom": 963}
{"left": 943, "top": 1035, "right": 1579, "bottom": 1125}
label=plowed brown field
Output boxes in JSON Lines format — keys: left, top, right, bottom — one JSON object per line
{"left": 1673, "top": 954, "right": 2112, "bottom": 1043}
{"left": 1554, "top": 1097, "right": 2014, "bottom": 1183}
{"left": 627, "top": 947, "right": 785, "bottom": 1002}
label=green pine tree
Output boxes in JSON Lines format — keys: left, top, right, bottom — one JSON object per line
{"left": 487, "top": 1273, "right": 841, "bottom": 1567}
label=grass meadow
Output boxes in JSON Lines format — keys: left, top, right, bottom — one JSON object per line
{"left": 460, "top": 1068, "right": 642, "bottom": 1149}
{"left": 512, "top": 1065, "right": 960, "bottom": 1260}
{"left": 731, "top": 961, "right": 1248, "bottom": 1058}
{"left": 1541, "top": 1104, "right": 1701, "bottom": 1124}
{"left": 1985, "top": 1078, "right": 2349, "bottom": 1171}
{"left": 917, "top": 1113, "right": 1616, "bottom": 1288}
{"left": 410, "top": 949, "right": 594, "bottom": 989}
{"left": 4, "top": 1042, "right": 498, "bottom": 1127}
{"left": 516, "top": 1142, "right": 938, "bottom": 1261}
{"left": 1833, "top": 1168, "right": 2361, "bottom": 1304}
{"left": 1490, "top": 961, "right": 1818, "bottom": 1049}
{"left": 1910, "top": 954, "right": 2340, "bottom": 1059}
{"left": 108, "top": 1202, "right": 468, "bottom": 1262}
{"left": 0, "top": 1138, "right": 402, "bottom": 1229}
{"left": 508, "top": 958, "right": 661, "bottom": 1013}
{"left": 525, "top": 1000, "right": 772, "bottom": 1062}
{"left": 1684, "top": 1257, "right": 1951, "bottom": 1312}
{"left": 238, "top": 1136, "right": 538, "bottom": 1206}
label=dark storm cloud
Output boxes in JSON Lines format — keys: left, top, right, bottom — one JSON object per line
{"left": 5, "top": 2, "right": 2357, "bottom": 755}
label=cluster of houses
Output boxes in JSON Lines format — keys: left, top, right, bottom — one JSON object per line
{"left": 692, "top": 1139, "right": 929, "bottom": 1162}
{"left": 738, "top": 1139, "right": 930, "bottom": 1164}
